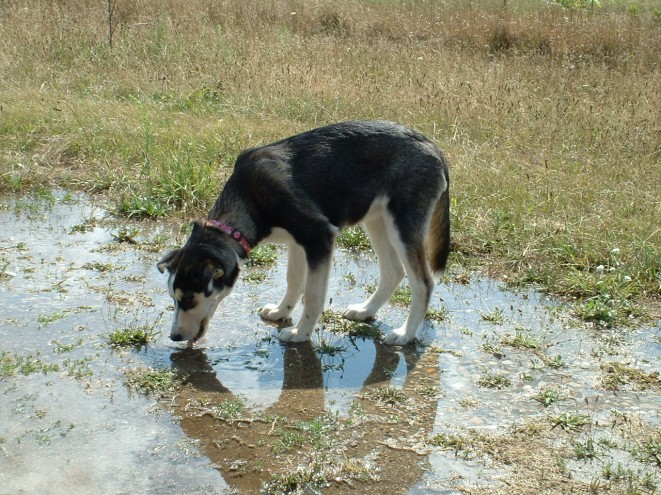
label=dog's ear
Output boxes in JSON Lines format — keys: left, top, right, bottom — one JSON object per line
{"left": 157, "top": 249, "right": 181, "bottom": 274}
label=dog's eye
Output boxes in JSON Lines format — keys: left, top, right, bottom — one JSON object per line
{"left": 178, "top": 294, "right": 197, "bottom": 311}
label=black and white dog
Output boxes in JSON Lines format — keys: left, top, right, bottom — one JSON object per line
{"left": 158, "top": 121, "right": 450, "bottom": 348}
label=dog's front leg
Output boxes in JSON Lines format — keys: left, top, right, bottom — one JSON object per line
{"left": 260, "top": 242, "right": 307, "bottom": 321}
{"left": 278, "top": 257, "right": 331, "bottom": 343}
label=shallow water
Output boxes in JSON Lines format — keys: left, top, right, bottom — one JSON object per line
{"left": 0, "top": 192, "right": 659, "bottom": 494}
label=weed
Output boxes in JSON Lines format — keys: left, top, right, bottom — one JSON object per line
{"left": 248, "top": 244, "right": 279, "bottom": 267}
{"left": 210, "top": 397, "right": 247, "bottom": 422}
{"left": 313, "top": 334, "right": 348, "bottom": 357}
{"left": 0, "top": 351, "right": 59, "bottom": 378}
{"left": 425, "top": 307, "right": 449, "bottom": 322}
{"left": 602, "top": 462, "right": 658, "bottom": 492}
{"left": 82, "top": 262, "right": 120, "bottom": 272}
{"left": 533, "top": 388, "right": 565, "bottom": 407}
{"left": 549, "top": 412, "right": 590, "bottom": 432}
{"left": 123, "top": 367, "right": 181, "bottom": 397}
{"left": 572, "top": 438, "right": 599, "bottom": 460}
{"left": 320, "top": 309, "right": 380, "bottom": 339}
{"left": 63, "top": 356, "right": 95, "bottom": 380}
{"left": 477, "top": 373, "right": 512, "bottom": 389}
{"left": 599, "top": 361, "right": 660, "bottom": 391}
{"left": 110, "top": 228, "right": 139, "bottom": 244}
{"left": 502, "top": 329, "right": 541, "bottom": 350}
{"left": 262, "top": 465, "right": 327, "bottom": 495}
{"left": 390, "top": 285, "right": 412, "bottom": 306}
{"left": 337, "top": 227, "right": 371, "bottom": 251}
{"left": 479, "top": 308, "right": 506, "bottom": 325}
{"left": 51, "top": 339, "right": 84, "bottom": 354}
{"left": 362, "top": 386, "right": 407, "bottom": 406}
{"left": 429, "top": 345, "right": 463, "bottom": 358}
{"left": 105, "top": 324, "right": 159, "bottom": 349}
{"left": 429, "top": 432, "right": 467, "bottom": 452}
{"left": 631, "top": 437, "right": 661, "bottom": 467}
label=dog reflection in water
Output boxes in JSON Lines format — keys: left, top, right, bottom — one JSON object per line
{"left": 168, "top": 339, "right": 440, "bottom": 492}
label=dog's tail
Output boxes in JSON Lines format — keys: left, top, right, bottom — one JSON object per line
{"left": 428, "top": 170, "right": 450, "bottom": 282}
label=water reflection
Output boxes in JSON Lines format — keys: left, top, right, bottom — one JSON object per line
{"left": 168, "top": 338, "right": 438, "bottom": 493}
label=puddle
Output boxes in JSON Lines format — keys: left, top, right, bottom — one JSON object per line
{"left": 0, "top": 192, "right": 659, "bottom": 494}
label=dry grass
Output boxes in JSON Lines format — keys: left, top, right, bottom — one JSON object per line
{"left": 1, "top": 0, "right": 659, "bottom": 323}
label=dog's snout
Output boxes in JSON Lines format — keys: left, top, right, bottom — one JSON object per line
{"left": 170, "top": 332, "right": 184, "bottom": 342}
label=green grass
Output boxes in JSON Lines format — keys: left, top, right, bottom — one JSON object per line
{"left": 549, "top": 412, "right": 591, "bottom": 432}
{"left": 337, "top": 227, "right": 372, "bottom": 251}
{"left": 105, "top": 324, "right": 160, "bottom": 349}
{"left": 1, "top": 0, "right": 659, "bottom": 328}
{"left": 320, "top": 309, "right": 381, "bottom": 339}
{"left": 0, "top": 351, "right": 59, "bottom": 378}
{"left": 477, "top": 373, "right": 512, "bottom": 389}
{"left": 248, "top": 244, "right": 279, "bottom": 267}
{"left": 123, "top": 367, "right": 182, "bottom": 397}
{"left": 533, "top": 388, "right": 566, "bottom": 407}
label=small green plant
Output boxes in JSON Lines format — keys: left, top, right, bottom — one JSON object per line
{"left": 572, "top": 438, "right": 598, "bottom": 460}
{"left": 477, "top": 373, "right": 512, "bottom": 389}
{"left": 602, "top": 462, "right": 657, "bottom": 492}
{"left": 390, "top": 285, "right": 412, "bottom": 306}
{"left": 337, "top": 227, "right": 371, "bottom": 251}
{"left": 425, "top": 307, "right": 449, "bottom": 322}
{"left": 248, "top": 244, "right": 279, "bottom": 267}
{"left": 82, "top": 262, "right": 120, "bottom": 272}
{"left": 362, "top": 386, "right": 407, "bottom": 406}
{"left": 211, "top": 397, "right": 247, "bottom": 422}
{"left": 502, "top": 330, "right": 541, "bottom": 350}
{"left": 313, "top": 334, "right": 348, "bottom": 356}
{"left": 123, "top": 367, "right": 181, "bottom": 397}
{"left": 533, "top": 388, "right": 565, "bottom": 407}
{"left": 632, "top": 437, "right": 661, "bottom": 467}
{"left": 429, "top": 432, "right": 467, "bottom": 452}
{"left": 262, "top": 465, "right": 327, "bottom": 494}
{"left": 479, "top": 307, "right": 505, "bottom": 325}
{"left": 0, "top": 351, "right": 59, "bottom": 378}
{"left": 549, "top": 412, "right": 590, "bottom": 432}
{"left": 599, "top": 362, "right": 660, "bottom": 391}
{"left": 320, "top": 309, "right": 380, "bottom": 339}
{"left": 106, "top": 324, "right": 159, "bottom": 348}
{"left": 111, "top": 228, "right": 139, "bottom": 244}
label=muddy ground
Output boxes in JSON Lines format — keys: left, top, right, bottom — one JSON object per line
{"left": 0, "top": 192, "right": 659, "bottom": 495}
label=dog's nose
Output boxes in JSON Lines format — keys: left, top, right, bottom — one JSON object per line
{"left": 170, "top": 332, "right": 184, "bottom": 342}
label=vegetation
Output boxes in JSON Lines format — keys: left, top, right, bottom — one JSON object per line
{"left": 105, "top": 324, "right": 160, "bottom": 348}
{"left": 0, "top": 0, "right": 659, "bottom": 326}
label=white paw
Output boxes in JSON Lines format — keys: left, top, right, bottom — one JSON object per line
{"left": 382, "top": 327, "right": 415, "bottom": 346}
{"left": 343, "top": 304, "right": 375, "bottom": 322}
{"left": 259, "top": 303, "right": 292, "bottom": 321}
{"left": 278, "top": 327, "right": 311, "bottom": 343}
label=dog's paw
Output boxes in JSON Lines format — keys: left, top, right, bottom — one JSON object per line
{"left": 278, "top": 327, "right": 310, "bottom": 343}
{"left": 343, "top": 304, "right": 375, "bottom": 322}
{"left": 382, "top": 327, "right": 415, "bottom": 346}
{"left": 260, "top": 304, "right": 292, "bottom": 321}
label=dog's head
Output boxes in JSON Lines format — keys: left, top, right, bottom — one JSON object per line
{"left": 157, "top": 222, "right": 240, "bottom": 346}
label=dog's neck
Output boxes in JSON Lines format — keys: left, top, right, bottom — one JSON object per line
{"left": 207, "top": 198, "right": 259, "bottom": 259}
{"left": 203, "top": 219, "right": 252, "bottom": 257}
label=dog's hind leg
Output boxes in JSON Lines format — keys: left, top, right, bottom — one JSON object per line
{"left": 343, "top": 216, "right": 404, "bottom": 322}
{"left": 381, "top": 216, "right": 435, "bottom": 346}
{"left": 260, "top": 241, "right": 307, "bottom": 321}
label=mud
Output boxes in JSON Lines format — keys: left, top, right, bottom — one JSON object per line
{"left": 0, "top": 192, "right": 659, "bottom": 495}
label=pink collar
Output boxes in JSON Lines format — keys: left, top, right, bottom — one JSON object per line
{"left": 204, "top": 219, "right": 252, "bottom": 257}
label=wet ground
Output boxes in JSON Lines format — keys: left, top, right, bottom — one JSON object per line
{"left": 1, "top": 192, "right": 659, "bottom": 494}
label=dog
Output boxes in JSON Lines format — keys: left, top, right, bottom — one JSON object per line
{"left": 158, "top": 121, "right": 450, "bottom": 348}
